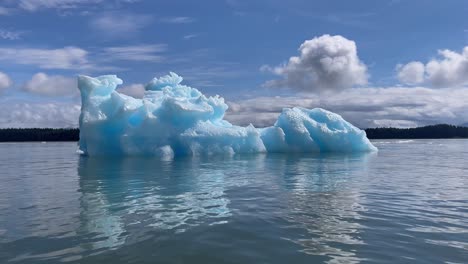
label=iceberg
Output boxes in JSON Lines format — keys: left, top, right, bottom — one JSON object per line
{"left": 78, "top": 72, "right": 377, "bottom": 157}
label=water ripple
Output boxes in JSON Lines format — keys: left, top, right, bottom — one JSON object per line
{"left": 0, "top": 140, "right": 467, "bottom": 263}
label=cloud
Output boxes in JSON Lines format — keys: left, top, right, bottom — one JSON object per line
{"left": 310, "top": 13, "right": 376, "bottom": 29}
{"left": 117, "top": 84, "right": 145, "bottom": 98}
{"left": 1, "top": 0, "right": 139, "bottom": 14}
{"left": 90, "top": 12, "right": 152, "bottom": 37}
{"left": 0, "top": 72, "right": 12, "bottom": 91}
{"left": 2, "top": 82, "right": 466, "bottom": 128}
{"left": 0, "top": 46, "right": 90, "bottom": 70}
{"left": 0, "top": 7, "right": 12, "bottom": 15}
{"left": 0, "top": 100, "right": 80, "bottom": 128}
{"left": 0, "top": 44, "right": 169, "bottom": 72}
{"left": 23, "top": 73, "right": 77, "bottom": 96}
{"left": 263, "top": 34, "right": 368, "bottom": 92}
{"left": 225, "top": 87, "right": 468, "bottom": 128}
{"left": 160, "top": 16, "right": 195, "bottom": 24}
{"left": 0, "top": 44, "right": 167, "bottom": 71}
{"left": 101, "top": 44, "right": 166, "bottom": 62}
{"left": 397, "top": 46, "right": 468, "bottom": 87}
{"left": 396, "top": 61, "right": 425, "bottom": 85}
{"left": 183, "top": 34, "right": 198, "bottom": 40}
{"left": 173, "top": 64, "right": 246, "bottom": 87}
{"left": 426, "top": 48, "right": 468, "bottom": 87}
{"left": 14, "top": 0, "right": 103, "bottom": 11}
{"left": 0, "top": 29, "right": 23, "bottom": 40}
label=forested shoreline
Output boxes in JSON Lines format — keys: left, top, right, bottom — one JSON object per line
{"left": 365, "top": 124, "right": 468, "bottom": 139}
{"left": 0, "top": 128, "right": 79, "bottom": 142}
{"left": 0, "top": 124, "right": 467, "bottom": 142}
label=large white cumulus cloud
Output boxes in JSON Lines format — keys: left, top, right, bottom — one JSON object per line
{"left": 396, "top": 62, "right": 425, "bottom": 85}
{"left": 397, "top": 46, "right": 468, "bottom": 87}
{"left": 263, "top": 34, "right": 368, "bottom": 92}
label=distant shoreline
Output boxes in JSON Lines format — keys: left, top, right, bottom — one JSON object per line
{"left": 364, "top": 124, "right": 468, "bottom": 139}
{"left": 0, "top": 124, "right": 467, "bottom": 142}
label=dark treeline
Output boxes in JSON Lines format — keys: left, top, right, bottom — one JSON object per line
{"left": 365, "top": 124, "right": 468, "bottom": 139}
{"left": 0, "top": 124, "right": 467, "bottom": 142}
{"left": 0, "top": 128, "right": 79, "bottom": 142}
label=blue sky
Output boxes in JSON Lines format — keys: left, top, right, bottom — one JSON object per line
{"left": 0, "top": 0, "right": 467, "bottom": 128}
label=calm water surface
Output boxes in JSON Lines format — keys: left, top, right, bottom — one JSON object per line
{"left": 0, "top": 140, "right": 467, "bottom": 263}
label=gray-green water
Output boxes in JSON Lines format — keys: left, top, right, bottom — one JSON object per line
{"left": 0, "top": 140, "right": 467, "bottom": 263}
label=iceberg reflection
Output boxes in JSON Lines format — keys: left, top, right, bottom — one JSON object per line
{"left": 75, "top": 152, "right": 375, "bottom": 262}
{"left": 77, "top": 156, "right": 232, "bottom": 251}
{"left": 266, "top": 153, "right": 375, "bottom": 263}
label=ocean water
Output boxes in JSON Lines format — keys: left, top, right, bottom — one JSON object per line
{"left": 0, "top": 140, "right": 467, "bottom": 264}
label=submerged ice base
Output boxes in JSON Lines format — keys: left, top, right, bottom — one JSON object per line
{"left": 78, "top": 72, "right": 377, "bottom": 157}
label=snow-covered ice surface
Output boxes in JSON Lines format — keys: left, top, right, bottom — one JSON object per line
{"left": 78, "top": 72, "right": 377, "bottom": 157}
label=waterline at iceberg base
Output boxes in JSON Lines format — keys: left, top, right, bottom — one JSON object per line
{"left": 77, "top": 72, "right": 377, "bottom": 157}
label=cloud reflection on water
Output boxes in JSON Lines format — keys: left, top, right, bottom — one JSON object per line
{"left": 76, "top": 152, "right": 375, "bottom": 263}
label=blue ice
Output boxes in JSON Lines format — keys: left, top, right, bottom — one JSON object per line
{"left": 78, "top": 72, "right": 377, "bottom": 157}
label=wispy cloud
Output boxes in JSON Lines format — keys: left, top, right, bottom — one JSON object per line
{"left": 100, "top": 44, "right": 167, "bottom": 62}
{"left": 0, "top": 6, "right": 13, "bottom": 15}
{"left": 320, "top": 13, "right": 375, "bottom": 28}
{"left": 173, "top": 64, "right": 246, "bottom": 87}
{"left": 233, "top": 11, "right": 247, "bottom": 17}
{"left": 14, "top": 0, "right": 103, "bottom": 12}
{"left": 0, "top": 46, "right": 91, "bottom": 70}
{"left": 183, "top": 34, "right": 198, "bottom": 40}
{"left": 388, "top": 0, "right": 402, "bottom": 6}
{"left": 0, "top": 0, "right": 141, "bottom": 15}
{"left": 90, "top": 12, "right": 152, "bottom": 38}
{"left": 0, "top": 44, "right": 168, "bottom": 72}
{"left": 0, "top": 29, "right": 23, "bottom": 40}
{"left": 154, "top": 48, "right": 248, "bottom": 88}
{"left": 160, "top": 16, "right": 195, "bottom": 24}
{"left": 298, "top": 12, "right": 377, "bottom": 29}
